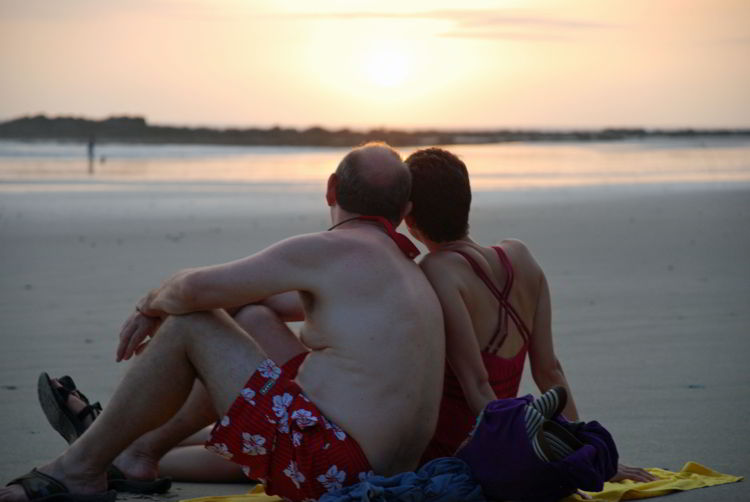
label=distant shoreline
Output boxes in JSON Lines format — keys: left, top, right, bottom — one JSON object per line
{"left": 1, "top": 115, "right": 749, "bottom": 148}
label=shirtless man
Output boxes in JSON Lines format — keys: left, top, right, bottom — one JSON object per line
{"left": 1, "top": 143, "right": 445, "bottom": 502}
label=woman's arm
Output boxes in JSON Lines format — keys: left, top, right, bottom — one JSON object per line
{"left": 422, "top": 255, "right": 496, "bottom": 416}
{"left": 518, "top": 244, "right": 655, "bottom": 481}
{"left": 524, "top": 254, "right": 580, "bottom": 421}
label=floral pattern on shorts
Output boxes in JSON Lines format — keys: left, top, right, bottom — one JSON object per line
{"left": 206, "top": 355, "right": 372, "bottom": 501}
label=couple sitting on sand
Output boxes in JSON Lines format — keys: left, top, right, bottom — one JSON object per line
{"left": 2, "top": 144, "right": 652, "bottom": 502}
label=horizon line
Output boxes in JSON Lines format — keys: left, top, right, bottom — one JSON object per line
{"left": 2, "top": 114, "right": 750, "bottom": 134}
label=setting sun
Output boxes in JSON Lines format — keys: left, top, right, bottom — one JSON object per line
{"left": 0, "top": 0, "right": 748, "bottom": 129}
{"left": 363, "top": 45, "right": 410, "bottom": 88}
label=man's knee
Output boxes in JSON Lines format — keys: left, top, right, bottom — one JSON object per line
{"left": 159, "top": 310, "right": 230, "bottom": 339}
{"left": 233, "top": 304, "right": 279, "bottom": 331}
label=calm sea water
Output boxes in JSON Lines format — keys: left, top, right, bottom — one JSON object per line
{"left": 0, "top": 138, "right": 748, "bottom": 191}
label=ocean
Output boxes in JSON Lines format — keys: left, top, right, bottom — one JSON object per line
{"left": 0, "top": 137, "right": 748, "bottom": 192}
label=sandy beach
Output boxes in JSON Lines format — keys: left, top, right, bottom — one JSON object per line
{"left": 0, "top": 181, "right": 747, "bottom": 501}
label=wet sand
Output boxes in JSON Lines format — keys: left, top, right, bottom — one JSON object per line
{"left": 0, "top": 182, "right": 747, "bottom": 501}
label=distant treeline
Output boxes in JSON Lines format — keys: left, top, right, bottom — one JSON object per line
{"left": 1, "top": 115, "right": 748, "bottom": 147}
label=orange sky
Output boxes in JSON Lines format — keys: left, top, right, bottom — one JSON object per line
{"left": 1, "top": 0, "right": 749, "bottom": 129}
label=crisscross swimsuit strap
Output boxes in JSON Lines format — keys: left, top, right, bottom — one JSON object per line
{"left": 449, "top": 247, "right": 531, "bottom": 352}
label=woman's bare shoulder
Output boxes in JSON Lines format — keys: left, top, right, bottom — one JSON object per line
{"left": 419, "top": 248, "right": 467, "bottom": 271}
{"left": 496, "top": 239, "right": 544, "bottom": 280}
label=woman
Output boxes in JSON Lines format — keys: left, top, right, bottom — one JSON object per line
{"left": 404, "top": 148, "right": 651, "bottom": 481}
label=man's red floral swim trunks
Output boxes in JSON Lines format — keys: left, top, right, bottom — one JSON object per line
{"left": 206, "top": 353, "right": 374, "bottom": 501}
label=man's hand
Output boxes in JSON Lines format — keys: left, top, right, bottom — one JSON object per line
{"left": 117, "top": 309, "right": 163, "bottom": 362}
{"left": 610, "top": 463, "right": 658, "bottom": 483}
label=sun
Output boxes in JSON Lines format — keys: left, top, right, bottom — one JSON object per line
{"left": 363, "top": 45, "right": 410, "bottom": 88}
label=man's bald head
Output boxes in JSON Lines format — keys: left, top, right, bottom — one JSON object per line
{"left": 334, "top": 142, "right": 411, "bottom": 225}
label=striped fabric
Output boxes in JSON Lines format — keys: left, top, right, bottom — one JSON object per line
{"left": 524, "top": 388, "right": 575, "bottom": 463}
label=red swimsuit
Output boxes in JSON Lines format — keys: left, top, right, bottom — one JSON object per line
{"left": 420, "top": 246, "right": 533, "bottom": 464}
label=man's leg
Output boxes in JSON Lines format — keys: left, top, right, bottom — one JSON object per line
{"left": 112, "top": 304, "right": 305, "bottom": 482}
{"left": 233, "top": 304, "right": 308, "bottom": 366}
{"left": 113, "top": 380, "right": 221, "bottom": 481}
{"left": 1, "top": 310, "right": 267, "bottom": 500}
{"left": 155, "top": 445, "right": 248, "bottom": 482}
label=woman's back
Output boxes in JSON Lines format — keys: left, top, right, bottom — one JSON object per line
{"left": 404, "top": 146, "right": 579, "bottom": 465}
{"left": 419, "top": 240, "right": 540, "bottom": 463}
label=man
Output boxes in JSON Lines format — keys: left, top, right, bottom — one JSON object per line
{"left": 2, "top": 143, "right": 445, "bottom": 502}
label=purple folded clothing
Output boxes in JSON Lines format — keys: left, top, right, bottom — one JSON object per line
{"left": 455, "top": 395, "right": 619, "bottom": 502}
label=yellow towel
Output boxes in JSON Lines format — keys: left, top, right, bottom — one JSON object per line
{"left": 181, "top": 462, "right": 741, "bottom": 502}
{"left": 182, "top": 484, "right": 282, "bottom": 502}
{"left": 563, "top": 462, "right": 742, "bottom": 502}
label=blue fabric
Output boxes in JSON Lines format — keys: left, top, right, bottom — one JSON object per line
{"left": 318, "top": 457, "right": 486, "bottom": 502}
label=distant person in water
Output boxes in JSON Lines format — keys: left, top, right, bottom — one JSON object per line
{"left": 1, "top": 143, "right": 445, "bottom": 502}
{"left": 87, "top": 136, "right": 95, "bottom": 175}
{"left": 403, "top": 147, "right": 654, "bottom": 482}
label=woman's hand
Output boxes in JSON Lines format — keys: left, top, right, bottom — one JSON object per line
{"left": 610, "top": 463, "right": 657, "bottom": 483}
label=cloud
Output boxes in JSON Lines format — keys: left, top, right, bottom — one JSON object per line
{"left": 280, "top": 9, "right": 620, "bottom": 42}
{"left": 439, "top": 30, "right": 573, "bottom": 42}
{"left": 716, "top": 36, "right": 750, "bottom": 45}
{"left": 284, "top": 10, "right": 617, "bottom": 28}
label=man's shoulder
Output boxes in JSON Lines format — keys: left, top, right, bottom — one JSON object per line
{"left": 273, "top": 230, "right": 339, "bottom": 248}
{"left": 267, "top": 231, "right": 343, "bottom": 263}
{"left": 272, "top": 229, "right": 387, "bottom": 265}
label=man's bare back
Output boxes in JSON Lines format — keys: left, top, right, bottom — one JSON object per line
{"left": 291, "top": 223, "right": 444, "bottom": 474}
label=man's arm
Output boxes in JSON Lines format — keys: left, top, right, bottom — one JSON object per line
{"left": 259, "top": 291, "right": 306, "bottom": 322}
{"left": 118, "top": 233, "right": 322, "bottom": 361}
{"left": 142, "top": 234, "right": 320, "bottom": 315}
{"left": 225, "top": 292, "right": 306, "bottom": 322}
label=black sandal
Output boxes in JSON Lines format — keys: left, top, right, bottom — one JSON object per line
{"left": 37, "top": 373, "right": 172, "bottom": 494}
{"left": 5, "top": 468, "right": 116, "bottom": 502}
{"left": 106, "top": 466, "right": 171, "bottom": 494}
{"left": 37, "top": 373, "right": 102, "bottom": 445}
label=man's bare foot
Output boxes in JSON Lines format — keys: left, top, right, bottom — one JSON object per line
{"left": 112, "top": 446, "right": 161, "bottom": 482}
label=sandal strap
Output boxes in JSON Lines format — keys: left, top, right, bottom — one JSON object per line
{"left": 57, "top": 375, "right": 77, "bottom": 392}
{"left": 76, "top": 402, "right": 103, "bottom": 422}
{"left": 55, "top": 385, "right": 93, "bottom": 408}
{"left": 7, "top": 468, "right": 68, "bottom": 499}
{"left": 58, "top": 376, "right": 95, "bottom": 406}
{"left": 106, "top": 465, "right": 126, "bottom": 481}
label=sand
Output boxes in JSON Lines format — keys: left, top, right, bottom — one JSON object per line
{"left": 0, "top": 181, "right": 747, "bottom": 501}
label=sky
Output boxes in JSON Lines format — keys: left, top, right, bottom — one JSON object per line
{"left": 1, "top": 0, "right": 749, "bottom": 130}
